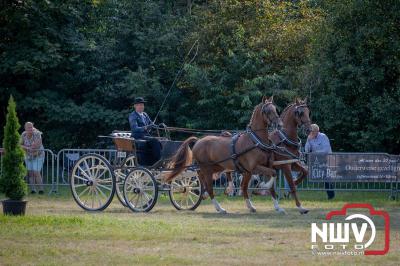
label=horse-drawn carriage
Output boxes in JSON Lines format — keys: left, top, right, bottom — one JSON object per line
{"left": 70, "top": 97, "right": 312, "bottom": 214}
{"left": 70, "top": 129, "right": 203, "bottom": 212}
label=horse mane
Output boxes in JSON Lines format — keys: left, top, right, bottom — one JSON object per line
{"left": 247, "top": 103, "right": 263, "bottom": 128}
{"left": 280, "top": 102, "right": 297, "bottom": 121}
{"left": 281, "top": 101, "right": 303, "bottom": 120}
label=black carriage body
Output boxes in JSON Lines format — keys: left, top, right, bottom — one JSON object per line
{"left": 111, "top": 131, "right": 183, "bottom": 168}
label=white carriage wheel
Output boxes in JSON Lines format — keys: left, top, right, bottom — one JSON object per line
{"left": 70, "top": 154, "right": 115, "bottom": 211}
{"left": 114, "top": 155, "right": 136, "bottom": 207}
{"left": 123, "top": 167, "right": 158, "bottom": 212}
{"left": 169, "top": 170, "right": 203, "bottom": 211}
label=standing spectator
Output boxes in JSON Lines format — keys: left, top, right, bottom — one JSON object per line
{"left": 20, "top": 122, "right": 45, "bottom": 194}
{"left": 305, "top": 124, "right": 335, "bottom": 199}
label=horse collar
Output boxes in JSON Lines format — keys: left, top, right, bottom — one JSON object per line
{"left": 246, "top": 127, "right": 274, "bottom": 152}
{"left": 278, "top": 129, "right": 301, "bottom": 148}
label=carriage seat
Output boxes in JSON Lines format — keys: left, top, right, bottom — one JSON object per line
{"left": 111, "top": 131, "right": 153, "bottom": 165}
{"left": 111, "top": 132, "right": 147, "bottom": 144}
{"left": 111, "top": 132, "right": 149, "bottom": 148}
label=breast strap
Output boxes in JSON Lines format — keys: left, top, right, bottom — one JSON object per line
{"left": 277, "top": 130, "right": 301, "bottom": 149}
{"left": 247, "top": 128, "right": 275, "bottom": 152}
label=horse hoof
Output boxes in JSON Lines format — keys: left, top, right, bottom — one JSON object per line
{"left": 299, "top": 209, "right": 309, "bottom": 214}
{"left": 218, "top": 209, "right": 227, "bottom": 214}
{"left": 202, "top": 192, "right": 209, "bottom": 200}
{"left": 249, "top": 208, "right": 257, "bottom": 213}
{"left": 276, "top": 208, "right": 287, "bottom": 214}
{"left": 224, "top": 189, "right": 233, "bottom": 196}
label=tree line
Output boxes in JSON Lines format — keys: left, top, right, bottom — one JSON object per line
{"left": 0, "top": 0, "right": 399, "bottom": 153}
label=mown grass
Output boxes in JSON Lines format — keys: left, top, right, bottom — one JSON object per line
{"left": 0, "top": 189, "right": 399, "bottom": 266}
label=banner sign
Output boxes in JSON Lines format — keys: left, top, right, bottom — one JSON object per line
{"left": 308, "top": 153, "right": 400, "bottom": 182}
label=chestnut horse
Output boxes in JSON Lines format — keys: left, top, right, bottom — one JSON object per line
{"left": 165, "top": 96, "right": 282, "bottom": 213}
{"left": 269, "top": 98, "right": 312, "bottom": 214}
{"left": 234, "top": 98, "right": 312, "bottom": 214}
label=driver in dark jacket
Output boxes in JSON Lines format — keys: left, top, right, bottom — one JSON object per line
{"left": 128, "top": 97, "right": 161, "bottom": 165}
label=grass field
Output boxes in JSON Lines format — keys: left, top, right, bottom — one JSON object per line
{"left": 0, "top": 189, "right": 399, "bottom": 266}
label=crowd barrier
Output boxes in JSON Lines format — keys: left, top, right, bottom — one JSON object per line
{"left": 0, "top": 149, "right": 398, "bottom": 199}
{"left": 0, "top": 148, "right": 56, "bottom": 194}
{"left": 56, "top": 149, "right": 117, "bottom": 188}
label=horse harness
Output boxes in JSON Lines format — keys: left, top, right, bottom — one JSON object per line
{"left": 230, "top": 128, "right": 277, "bottom": 174}
{"left": 230, "top": 133, "right": 251, "bottom": 173}
{"left": 230, "top": 128, "right": 302, "bottom": 174}
{"left": 204, "top": 102, "right": 304, "bottom": 172}
{"left": 276, "top": 129, "right": 302, "bottom": 149}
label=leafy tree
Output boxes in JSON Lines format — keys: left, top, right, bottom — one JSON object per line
{"left": 1, "top": 0, "right": 398, "bottom": 153}
{"left": 0, "top": 0, "right": 193, "bottom": 149}
{"left": 304, "top": 0, "right": 400, "bottom": 153}
{"left": 0, "top": 0, "right": 95, "bottom": 149}
{"left": 179, "top": 0, "right": 321, "bottom": 129}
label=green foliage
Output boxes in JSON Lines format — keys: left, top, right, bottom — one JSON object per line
{"left": 0, "top": 96, "right": 27, "bottom": 200}
{"left": 179, "top": 0, "right": 321, "bottom": 129}
{"left": 304, "top": 0, "right": 400, "bottom": 152}
{"left": 0, "top": 0, "right": 191, "bottom": 149}
{"left": 0, "top": 0, "right": 398, "bottom": 153}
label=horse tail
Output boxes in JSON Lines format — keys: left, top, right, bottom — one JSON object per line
{"left": 165, "top": 136, "right": 198, "bottom": 182}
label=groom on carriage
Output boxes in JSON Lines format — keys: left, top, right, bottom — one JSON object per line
{"left": 128, "top": 97, "right": 163, "bottom": 166}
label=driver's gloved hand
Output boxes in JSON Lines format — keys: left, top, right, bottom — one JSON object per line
{"left": 144, "top": 124, "right": 156, "bottom": 131}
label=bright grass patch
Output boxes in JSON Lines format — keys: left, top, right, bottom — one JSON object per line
{"left": 0, "top": 191, "right": 399, "bottom": 265}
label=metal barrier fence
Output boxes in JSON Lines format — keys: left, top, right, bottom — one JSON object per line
{"left": 56, "top": 149, "right": 118, "bottom": 189}
{"left": 276, "top": 172, "right": 399, "bottom": 199}
{"left": 0, "top": 148, "right": 399, "bottom": 199}
{"left": 213, "top": 152, "right": 399, "bottom": 199}
{"left": 0, "top": 148, "right": 56, "bottom": 194}
{"left": 276, "top": 152, "right": 399, "bottom": 199}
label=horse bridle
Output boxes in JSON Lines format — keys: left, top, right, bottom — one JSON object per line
{"left": 294, "top": 104, "right": 311, "bottom": 127}
{"left": 261, "top": 102, "right": 278, "bottom": 126}
{"left": 277, "top": 104, "right": 310, "bottom": 148}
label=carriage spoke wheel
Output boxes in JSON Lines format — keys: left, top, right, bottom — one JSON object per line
{"left": 114, "top": 155, "right": 136, "bottom": 207}
{"left": 70, "top": 154, "right": 115, "bottom": 211}
{"left": 169, "top": 170, "right": 203, "bottom": 211}
{"left": 123, "top": 167, "right": 158, "bottom": 212}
